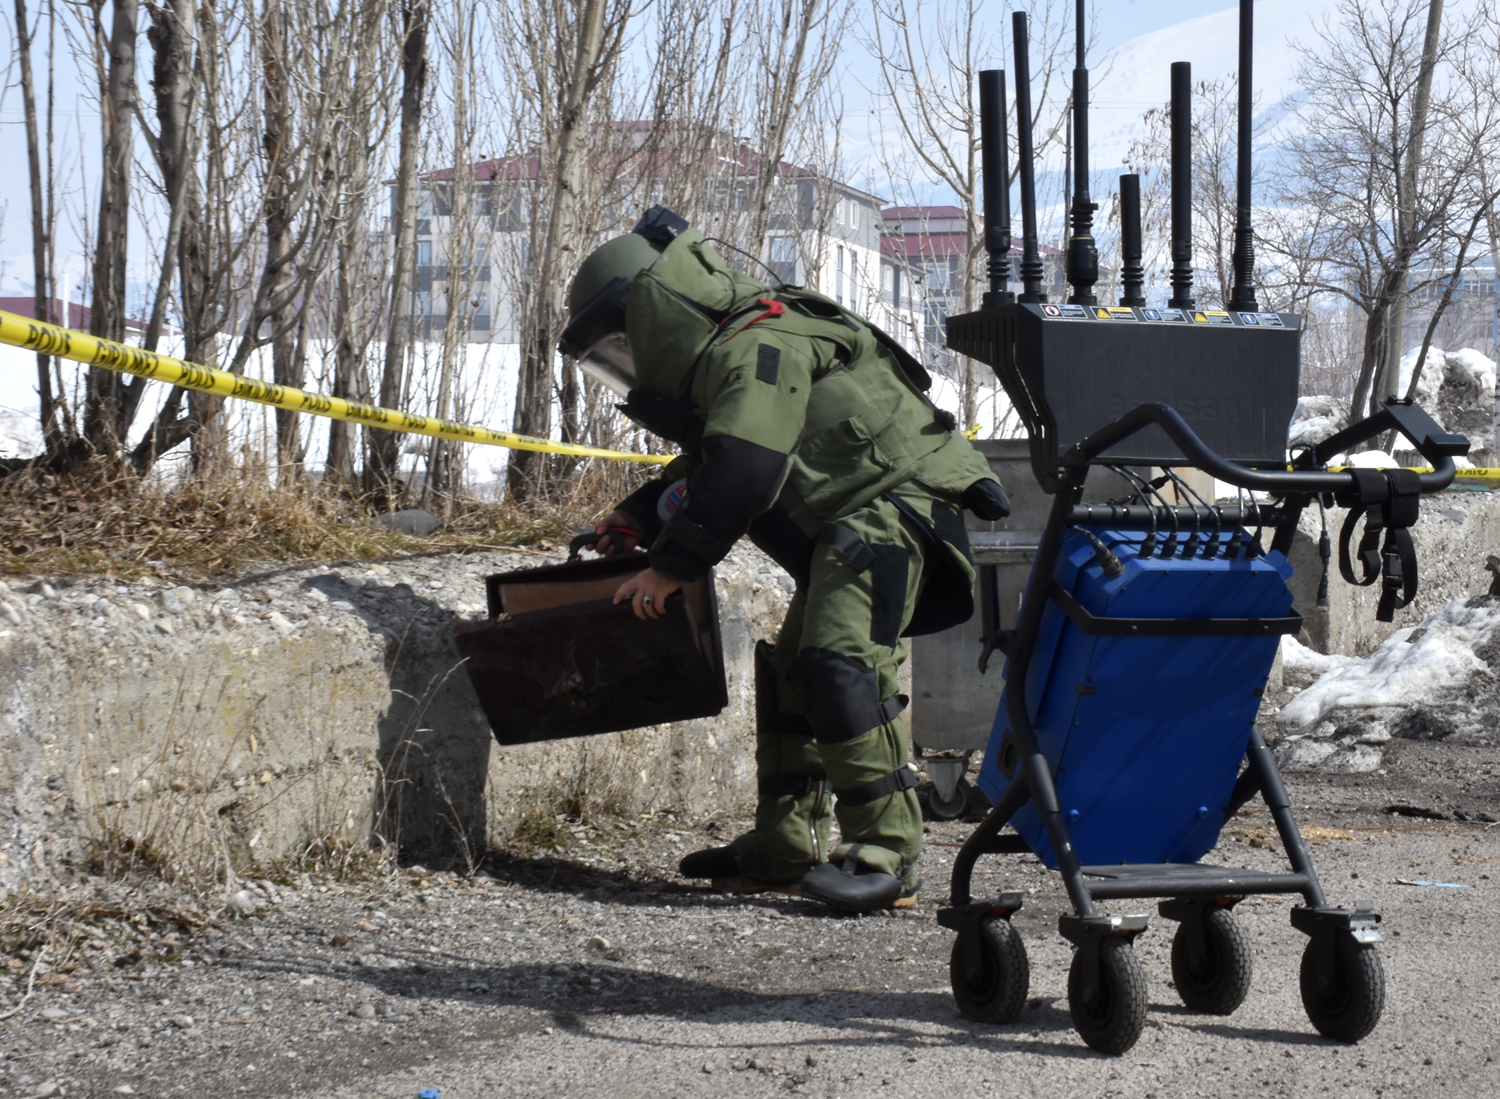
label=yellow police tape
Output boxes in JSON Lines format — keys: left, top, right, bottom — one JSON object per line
{"left": 0, "top": 307, "right": 672, "bottom": 465}
{"left": 1408, "top": 466, "right": 1500, "bottom": 484}
{"left": 1329, "top": 465, "right": 1500, "bottom": 485}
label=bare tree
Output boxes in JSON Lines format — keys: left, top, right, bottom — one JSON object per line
{"left": 423, "top": 0, "right": 477, "bottom": 512}
{"left": 369, "top": 0, "right": 428, "bottom": 499}
{"left": 497, "top": 0, "right": 634, "bottom": 502}
{"left": 1271, "top": 0, "right": 1488, "bottom": 424}
{"left": 13, "top": 0, "right": 62, "bottom": 459}
{"left": 742, "top": 0, "right": 848, "bottom": 258}
{"left": 80, "top": 0, "right": 138, "bottom": 453}
{"left": 1380, "top": 0, "right": 1445, "bottom": 403}
{"left": 326, "top": 0, "right": 390, "bottom": 486}
{"left": 864, "top": 0, "right": 1081, "bottom": 430}
{"left": 129, "top": 0, "right": 210, "bottom": 471}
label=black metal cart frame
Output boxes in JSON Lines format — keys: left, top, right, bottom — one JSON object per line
{"left": 936, "top": 397, "right": 1459, "bottom": 1050}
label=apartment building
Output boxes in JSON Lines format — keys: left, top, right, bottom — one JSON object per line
{"left": 387, "top": 143, "right": 915, "bottom": 352}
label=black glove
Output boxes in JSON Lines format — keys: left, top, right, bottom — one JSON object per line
{"left": 962, "top": 478, "right": 1011, "bottom": 521}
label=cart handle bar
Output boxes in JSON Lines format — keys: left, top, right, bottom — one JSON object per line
{"left": 1062, "top": 398, "right": 1463, "bottom": 496}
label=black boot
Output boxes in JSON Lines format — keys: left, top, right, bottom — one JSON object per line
{"left": 678, "top": 846, "right": 739, "bottom": 879}
{"left": 799, "top": 845, "right": 919, "bottom": 913}
{"left": 678, "top": 846, "right": 803, "bottom": 896}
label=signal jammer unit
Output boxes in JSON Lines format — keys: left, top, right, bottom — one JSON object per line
{"left": 935, "top": 0, "right": 1468, "bottom": 1055}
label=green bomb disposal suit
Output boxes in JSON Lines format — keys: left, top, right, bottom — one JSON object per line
{"left": 565, "top": 210, "right": 1008, "bottom": 913}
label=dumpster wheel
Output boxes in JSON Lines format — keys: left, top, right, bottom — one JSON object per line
{"left": 923, "top": 777, "right": 973, "bottom": 821}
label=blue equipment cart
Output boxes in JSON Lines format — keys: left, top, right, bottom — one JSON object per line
{"left": 979, "top": 528, "right": 1295, "bottom": 870}
{"left": 936, "top": 1, "right": 1471, "bottom": 1054}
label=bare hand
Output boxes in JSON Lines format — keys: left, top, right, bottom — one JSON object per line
{"left": 613, "top": 568, "right": 683, "bottom": 621}
{"left": 593, "top": 510, "right": 642, "bottom": 556}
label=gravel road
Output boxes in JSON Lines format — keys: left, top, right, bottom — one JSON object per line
{"left": 5, "top": 735, "right": 1499, "bottom": 1099}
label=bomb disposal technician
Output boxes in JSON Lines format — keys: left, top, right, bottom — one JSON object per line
{"left": 560, "top": 207, "right": 1010, "bottom": 913}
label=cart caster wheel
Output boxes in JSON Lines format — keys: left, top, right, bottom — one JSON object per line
{"left": 1068, "top": 937, "right": 1148, "bottom": 1054}
{"left": 949, "top": 916, "right": 1030, "bottom": 1023}
{"left": 1300, "top": 933, "right": 1385, "bottom": 1042}
{"left": 1171, "top": 907, "right": 1253, "bottom": 1015}
{"left": 924, "top": 778, "right": 972, "bottom": 821}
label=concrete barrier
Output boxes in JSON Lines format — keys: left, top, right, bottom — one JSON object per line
{"left": 0, "top": 545, "right": 790, "bottom": 895}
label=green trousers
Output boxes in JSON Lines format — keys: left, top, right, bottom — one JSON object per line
{"left": 732, "top": 493, "right": 929, "bottom": 887}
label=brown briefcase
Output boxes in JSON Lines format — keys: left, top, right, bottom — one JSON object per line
{"left": 454, "top": 552, "right": 727, "bottom": 745}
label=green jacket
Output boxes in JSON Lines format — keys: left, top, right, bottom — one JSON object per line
{"left": 614, "top": 230, "right": 1003, "bottom": 636}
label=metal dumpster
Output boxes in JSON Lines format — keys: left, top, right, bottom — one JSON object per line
{"left": 909, "top": 439, "right": 1044, "bottom": 817}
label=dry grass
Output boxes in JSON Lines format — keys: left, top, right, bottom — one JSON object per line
{"left": 0, "top": 453, "right": 656, "bottom": 581}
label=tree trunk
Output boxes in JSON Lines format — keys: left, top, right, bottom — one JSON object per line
{"left": 13, "top": 0, "right": 60, "bottom": 460}
{"left": 82, "top": 0, "right": 138, "bottom": 454}
{"left": 261, "top": 1, "right": 302, "bottom": 478}
{"left": 507, "top": 0, "right": 608, "bottom": 502}
{"left": 1379, "top": 0, "right": 1444, "bottom": 408}
{"left": 371, "top": 0, "right": 428, "bottom": 502}
{"left": 130, "top": 0, "right": 202, "bottom": 474}
{"left": 746, "top": 0, "right": 819, "bottom": 259}
{"left": 1479, "top": 161, "right": 1500, "bottom": 461}
{"left": 425, "top": 0, "right": 471, "bottom": 512}
{"left": 327, "top": 4, "right": 383, "bottom": 488}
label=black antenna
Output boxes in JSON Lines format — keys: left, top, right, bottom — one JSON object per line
{"left": 979, "top": 69, "right": 1014, "bottom": 307}
{"left": 1228, "top": 0, "right": 1259, "bottom": 312}
{"left": 1167, "top": 61, "right": 1196, "bottom": 310}
{"left": 1065, "top": 0, "right": 1098, "bottom": 306}
{"left": 1012, "top": 11, "right": 1046, "bottom": 303}
{"left": 1119, "top": 173, "right": 1145, "bottom": 307}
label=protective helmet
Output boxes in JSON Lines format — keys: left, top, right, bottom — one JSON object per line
{"left": 558, "top": 206, "right": 689, "bottom": 395}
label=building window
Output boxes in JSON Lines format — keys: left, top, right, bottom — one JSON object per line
{"left": 836, "top": 245, "right": 845, "bottom": 305}
{"left": 848, "top": 200, "right": 859, "bottom": 230}
{"left": 881, "top": 262, "right": 898, "bottom": 306}
{"left": 768, "top": 236, "right": 797, "bottom": 285}
{"left": 416, "top": 241, "right": 433, "bottom": 268}
{"left": 849, "top": 248, "right": 859, "bottom": 306}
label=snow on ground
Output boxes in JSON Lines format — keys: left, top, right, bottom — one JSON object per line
{"left": 0, "top": 336, "right": 523, "bottom": 484}
{"left": 1399, "top": 346, "right": 1497, "bottom": 410}
{"left": 1286, "top": 394, "right": 1346, "bottom": 452}
{"left": 1273, "top": 595, "right": 1500, "bottom": 772}
{"left": 1280, "top": 634, "right": 1358, "bottom": 678}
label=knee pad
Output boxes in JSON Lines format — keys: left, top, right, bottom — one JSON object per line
{"left": 790, "top": 647, "right": 907, "bottom": 744}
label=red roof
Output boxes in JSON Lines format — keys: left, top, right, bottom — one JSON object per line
{"left": 390, "top": 128, "right": 885, "bottom": 202}
{"left": 879, "top": 234, "right": 1059, "bottom": 261}
{"left": 0, "top": 297, "right": 148, "bottom": 333}
{"left": 882, "top": 204, "right": 966, "bottom": 220}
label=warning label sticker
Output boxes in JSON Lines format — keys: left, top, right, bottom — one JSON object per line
{"left": 1239, "top": 312, "right": 1286, "bottom": 328}
{"left": 1094, "top": 307, "right": 1138, "bottom": 321}
{"left": 1043, "top": 303, "right": 1090, "bottom": 319}
{"left": 1191, "top": 310, "right": 1234, "bottom": 325}
{"left": 1141, "top": 308, "right": 1188, "bottom": 323}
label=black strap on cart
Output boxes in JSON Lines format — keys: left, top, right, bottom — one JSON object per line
{"left": 1336, "top": 468, "right": 1421, "bottom": 622}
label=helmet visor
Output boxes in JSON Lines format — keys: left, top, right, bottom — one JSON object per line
{"left": 576, "top": 332, "right": 636, "bottom": 397}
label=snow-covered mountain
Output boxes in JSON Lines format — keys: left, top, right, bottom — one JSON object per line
{"left": 1087, "top": 0, "right": 1341, "bottom": 170}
